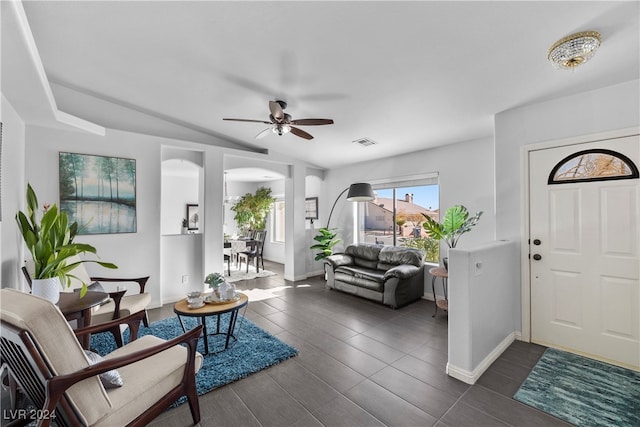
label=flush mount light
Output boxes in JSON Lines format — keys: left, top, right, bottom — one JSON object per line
{"left": 548, "top": 31, "right": 601, "bottom": 70}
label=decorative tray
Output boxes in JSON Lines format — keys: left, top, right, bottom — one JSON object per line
{"left": 204, "top": 294, "right": 240, "bottom": 305}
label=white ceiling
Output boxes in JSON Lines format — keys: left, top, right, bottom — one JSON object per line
{"left": 12, "top": 1, "right": 640, "bottom": 170}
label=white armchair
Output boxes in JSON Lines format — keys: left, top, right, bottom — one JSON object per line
{"left": 0, "top": 289, "right": 203, "bottom": 426}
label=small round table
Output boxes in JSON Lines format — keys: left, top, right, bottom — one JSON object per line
{"left": 429, "top": 267, "right": 448, "bottom": 317}
{"left": 173, "top": 292, "right": 248, "bottom": 355}
{"left": 58, "top": 291, "right": 109, "bottom": 348}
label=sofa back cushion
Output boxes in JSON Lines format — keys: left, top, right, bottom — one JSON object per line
{"left": 377, "top": 246, "right": 424, "bottom": 270}
{"left": 345, "top": 244, "right": 382, "bottom": 270}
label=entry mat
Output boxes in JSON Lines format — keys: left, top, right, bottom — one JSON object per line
{"left": 514, "top": 347, "right": 640, "bottom": 427}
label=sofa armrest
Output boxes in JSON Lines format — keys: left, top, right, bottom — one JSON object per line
{"left": 384, "top": 264, "right": 421, "bottom": 280}
{"left": 324, "top": 254, "right": 354, "bottom": 269}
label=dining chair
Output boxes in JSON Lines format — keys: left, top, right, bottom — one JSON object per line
{"left": 224, "top": 241, "right": 232, "bottom": 276}
{"left": 238, "top": 230, "right": 267, "bottom": 273}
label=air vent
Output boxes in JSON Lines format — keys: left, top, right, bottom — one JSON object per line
{"left": 353, "top": 137, "right": 377, "bottom": 147}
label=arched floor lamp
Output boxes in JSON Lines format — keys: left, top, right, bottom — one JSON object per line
{"left": 325, "top": 182, "right": 375, "bottom": 228}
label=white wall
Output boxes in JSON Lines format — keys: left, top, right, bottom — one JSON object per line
{"left": 323, "top": 136, "right": 496, "bottom": 294}
{"left": 161, "top": 167, "right": 200, "bottom": 235}
{"left": 447, "top": 241, "right": 519, "bottom": 384}
{"left": 495, "top": 79, "right": 640, "bottom": 333}
{"left": 24, "top": 125, "right": 164, "bottom": 306}
{"left": 1, "top": 95, "right": 27, "bottom": 290}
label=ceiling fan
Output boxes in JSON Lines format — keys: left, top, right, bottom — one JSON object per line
{"left": 223, "top": 100, "right": 333, "bottom": 140}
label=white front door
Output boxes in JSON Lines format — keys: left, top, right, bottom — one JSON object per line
{"left": 529, "top": 135, "right": 640, "bottom": 370}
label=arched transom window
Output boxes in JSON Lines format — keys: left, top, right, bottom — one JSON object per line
{"left": 548, "top": 149, "right": 639, "bottom": 184}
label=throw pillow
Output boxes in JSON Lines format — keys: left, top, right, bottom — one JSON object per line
{"left": 83, "top": 350, "right": 124, "bottom": 388}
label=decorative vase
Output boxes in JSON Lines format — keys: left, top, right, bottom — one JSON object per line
{"left": 31, "top": 277, "right": 62, "bottom": 304}
{"left": 219, "top": 281, "right": 232, "bottom": 300}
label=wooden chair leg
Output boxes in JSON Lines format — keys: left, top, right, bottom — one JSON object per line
{"left": 109, "top": 325, "right": 124, "bottom": 348}
{"left": 143, "top": 310, "right": 150, "bottom": 328}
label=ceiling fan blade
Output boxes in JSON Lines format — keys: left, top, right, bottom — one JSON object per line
{"left": 223, "top": 118, "right": 272, "bottom": 124}
{"left": 290, "top": 126, "right": 314, "bottom": 140}
{"left": 290, "top": 118, "right": 334, "bottom": 126}
{"left": 269, "top": 101, "right": 285, "bottom": 122}
{"left": 255, "top": 127, "right": 272, "bottom": 139}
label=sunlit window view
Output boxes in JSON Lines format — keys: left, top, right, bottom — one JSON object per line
{"left": 361, "top": 184, "right": 439, "bottom": 263}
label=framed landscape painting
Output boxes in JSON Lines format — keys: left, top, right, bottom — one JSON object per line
{"left": 59, "top": 152, "right": 137, "bottom": 234}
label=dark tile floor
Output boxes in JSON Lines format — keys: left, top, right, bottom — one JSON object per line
{"left": 1, "top": 260, "right": 572, "bottom": 426}
{"left": 145, "top": 261, "right": 571, "bottom": 427}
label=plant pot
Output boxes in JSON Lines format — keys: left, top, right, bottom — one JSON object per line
{"left": 31, "top": 277, "right": 62, "bottom": 304}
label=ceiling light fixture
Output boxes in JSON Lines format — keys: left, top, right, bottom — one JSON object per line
{"left": 548, "top": 31, "right": 601, "bottom": 70}
{"left": 272, "top": 124, "right": 291, "bottom": 135}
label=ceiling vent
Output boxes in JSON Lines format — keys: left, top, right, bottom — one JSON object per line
{"left": 353, "top": 137, "right": 377, "bottom": 147}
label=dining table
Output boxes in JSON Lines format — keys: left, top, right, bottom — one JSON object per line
{"left": 225, "top": 238, "right": 258, "bottom": 269}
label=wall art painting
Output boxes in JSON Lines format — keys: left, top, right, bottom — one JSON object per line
{"left": 59, "top": 152, "right": 136, "bottom": 234}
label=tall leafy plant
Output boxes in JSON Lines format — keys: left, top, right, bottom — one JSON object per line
{"left": 231, "top": 187, "right": 275, "bottom": 233}
{"left": 16, "top": 184, "right": 117, "bottom": 295}
{"left": 310, "top": 228, "right": 340, "bottom": 261}
{"left": 422, "top": 205, "right": 482, "bottom": 249}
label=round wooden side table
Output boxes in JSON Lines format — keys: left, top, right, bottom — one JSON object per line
{"left": 174, "top": 292, "right": 248, "bottom": 354}
{"left": 429, "top": 267, "right": 448, "bottom": 317}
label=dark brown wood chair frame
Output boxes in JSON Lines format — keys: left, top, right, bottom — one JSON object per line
{"left": 1, "top": 310, "right": 203, "bottom": 427}
{"left": 21, "top": 266, "right": 151, "bottom": 347}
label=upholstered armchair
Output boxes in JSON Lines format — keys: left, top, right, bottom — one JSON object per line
{"left": 22, "top": 255, "right": 151, "bottom": 347}
{"left": 0, "top": 289, "right": 203, "bottom": 427}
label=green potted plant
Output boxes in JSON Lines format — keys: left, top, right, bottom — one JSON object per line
{"left": 310, "top": 227, "right": 340, "bottom": 261}
{"left": 422, "top": 205, "right": 482, "bottom": 268}
{"left": 15, "top": 183, "right": 117, "bottom": 302}
{"left": 231, "top": 187, "right": 275, "bottom": 235}
{"left": 205, "top": 272, "right": 226, "bottom": 298}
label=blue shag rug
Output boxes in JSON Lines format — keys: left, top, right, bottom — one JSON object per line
{"left": 90, "top": 315, "right": 297, "bottom": 407}
{"left": 514, "top": 348, "right": 640, "bottom": 427}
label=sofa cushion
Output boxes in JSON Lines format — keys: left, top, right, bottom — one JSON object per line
{"left": 345, "top": 244, "right": 382, "bottom": 270}
{"left": 324, "top": 253, "right": 354, "bottom": 269}
{"left": 377, "top": 246, "right": 424, "bottom": 270}
{"left": 335, "top": 266, "right": 385, "bottom": 292}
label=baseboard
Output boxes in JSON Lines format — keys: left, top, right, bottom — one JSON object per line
{"left": 446, "top": 331, "right": 517, "bottom": 384}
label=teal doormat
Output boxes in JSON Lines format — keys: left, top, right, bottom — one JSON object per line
{"left": 90, "top": 315, "right": 297, "bottom": 406}
{"left": 514, "top": 348, "right": 640, "bottom": 427}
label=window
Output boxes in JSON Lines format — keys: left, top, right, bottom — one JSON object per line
{"left": 271, "top": 200, "right": 285, "bottom": 243}
{"left": 360, "top": 176, "right": 439, "bottom": 263}
{"left": 548, "top": 149, "right": 639, "bottom": 184}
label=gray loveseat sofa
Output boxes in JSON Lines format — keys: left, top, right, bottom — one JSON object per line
{"left": 324, "top": 243, "right": 425, "bottom": 308}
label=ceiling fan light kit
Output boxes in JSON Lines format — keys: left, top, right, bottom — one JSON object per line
{"left": 224, "top": 100, "right": 334, "bottom": 140}
{"left": 548, "top": 31, "right": 601, "bottom": 70}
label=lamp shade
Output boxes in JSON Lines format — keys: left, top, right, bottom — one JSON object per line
{"left": 346, "top": 183, "right": 374, "bottom": 202}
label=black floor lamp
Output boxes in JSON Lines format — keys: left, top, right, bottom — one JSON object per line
{"left": 325, "top": 182, "right": 375, "bottom": 228}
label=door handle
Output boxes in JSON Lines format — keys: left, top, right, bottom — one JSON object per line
{"left": 532, "top": 254, "right": 542, "bottom": 261}
{"left": 533, "top": 239, "right": 541, "bottom": 245}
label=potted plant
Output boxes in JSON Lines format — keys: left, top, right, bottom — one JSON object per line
{"left": 181, "top": 218, "right": 188, "bottom": 234}
{"left": 15, "top": 184, "right": 117, "bottom": 302}
{"left": 421, "top": 205, "right": 482, "bottom": 268}
{"left": 310, "top": 227, "right": 340, "bottom": 261}
{"left": 231, "top": 187, "right": 275, "bottom": 235}
{"left": 204, "top": 272, "right": 226, "bottom": 295}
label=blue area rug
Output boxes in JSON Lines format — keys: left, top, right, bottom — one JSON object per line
{"left": 514, "top": 348, "right": 640, "bottom": 427}
{"left": 90, "top": 315, "right": 297, "bottom": 406}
